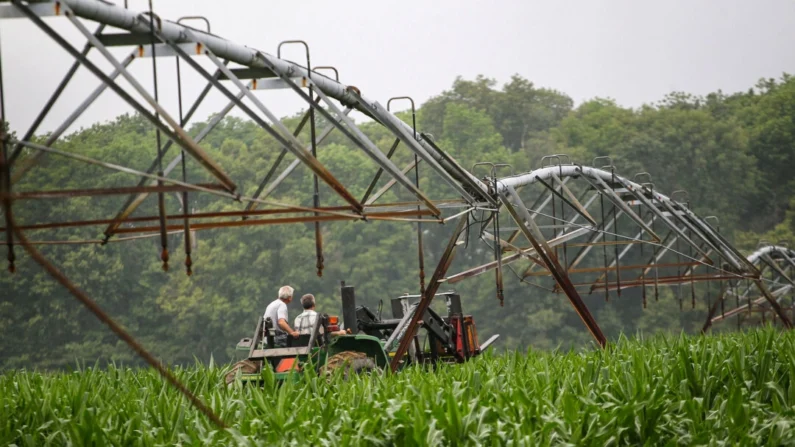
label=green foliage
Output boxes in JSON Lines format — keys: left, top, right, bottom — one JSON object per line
{"left": 3, "top": 329, "right": 795, "bottom": 445}
{"left": 2, "top": 73, "right": 795, "bottom": 370}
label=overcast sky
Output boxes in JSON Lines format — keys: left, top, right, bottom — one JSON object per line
{"left": 1, "top": 0, "right": 794, "bottom": 135}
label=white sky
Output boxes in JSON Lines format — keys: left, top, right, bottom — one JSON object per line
{"left": 2, "top": 0, "right": 794, "bottom": 134}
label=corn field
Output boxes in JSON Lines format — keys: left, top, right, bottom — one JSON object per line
{"left": 3, "top": 328, "right": 795, "bottom": 446}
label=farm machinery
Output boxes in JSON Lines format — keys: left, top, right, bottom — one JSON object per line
{"left": 225, "top": 284, "right": 499, "bottom": 384}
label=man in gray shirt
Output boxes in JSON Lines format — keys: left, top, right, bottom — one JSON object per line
{"left": 294, "top": 294, "right": 348, "bottom": 336}
{"left": 264, "top": 285, "right": 300, "bottom": 347}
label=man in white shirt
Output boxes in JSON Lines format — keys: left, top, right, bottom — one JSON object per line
{"left": 294, "top": 294, "right": 347, "bottom": 336}
{"left": 264, "top": 285, "right": 300, "bottom": 347}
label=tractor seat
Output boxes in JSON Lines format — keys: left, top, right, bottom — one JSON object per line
{"left": 287, "top": 333, "right": 312, "bottom": 347}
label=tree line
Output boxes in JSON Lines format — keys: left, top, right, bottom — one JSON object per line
{"left": 1, "top": 73, "right": 793, "bottom": 369}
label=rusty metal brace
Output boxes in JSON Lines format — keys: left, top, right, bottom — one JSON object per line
{"left": 390, "top": 215, "right": 468, "bottom": 372}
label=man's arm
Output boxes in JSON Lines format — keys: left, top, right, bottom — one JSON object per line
{"left": 277, "top": 303, "right": 298, "bottom": 337}
{"left": 278, "top": 318, "right": 299, "bottom": 337}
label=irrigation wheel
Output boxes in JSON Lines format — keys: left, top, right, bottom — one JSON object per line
{"left": 320, "top": 351, "right": 379, "bottom": 379}
{"left": 224, "top": 359, "right": 261, "bottom": 385}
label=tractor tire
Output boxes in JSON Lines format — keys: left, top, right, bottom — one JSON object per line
{"left": 224, "top": 359, "right": 261, "bottom": 385}
{"left": 320, "top": 351, "right": 380, "bottom": 380}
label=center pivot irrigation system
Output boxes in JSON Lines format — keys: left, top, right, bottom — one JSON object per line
{"left": 1, "top": 0, "right": 793, "bottom": 428}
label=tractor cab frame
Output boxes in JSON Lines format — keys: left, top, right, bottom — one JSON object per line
{"left": 226, "top": 283, "right": 498, "bottom": 384}
{"left": 341, "top": 285, "right": 499, "bottom": 366}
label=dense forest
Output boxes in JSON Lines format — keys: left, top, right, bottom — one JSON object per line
{"left": 2, "top": 74, "right": 794, "bottom": 370}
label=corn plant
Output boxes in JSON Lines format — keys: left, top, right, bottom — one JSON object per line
{"left": 3, "top": 328, "right": 795, "bottom": 446}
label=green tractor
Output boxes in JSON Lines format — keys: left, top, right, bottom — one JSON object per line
{"left": 225, "top": 283, "right": 499, "bottom": 384}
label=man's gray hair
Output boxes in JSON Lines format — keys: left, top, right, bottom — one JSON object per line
{"left": 278, "top": 285, "right": 294, "bottom": 301}
{"left": 300, "top": 294, "right": 315, "bottom": 310}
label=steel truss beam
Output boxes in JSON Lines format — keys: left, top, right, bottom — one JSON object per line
{"left": 13, "top": 50, "right": 134, "bottom": 184}
{"left": 158, "top": 35, "right": 363, "bottom": 213}
{"left": 346, "top": 91, "right": 480, "bottom": 206}
{"left": 0, "top": 203, "right": 452, "bottom": 233}
{"left": 3, "top": 2, "right": 792, "bottom": 394}
{"left": 703, "top": 245, "right": 795, "bottom": 331}
{"left": 444, "top": 227, "right": 589, "bottom": 284}
{"left": 500, "top": 184, "right": 607, "bottom": 347}
{"left": 9, "top": 139, "right": 360, "bottom": 219}
{"left": 57, "top": 3, "right": 236, "bottom": 191}
{"left": 5, "top": 0, "right": 490, "bottom": 238}
{"left": 709, "top": 286, "right": 792, "bottom": 325}
{"left": 7, "top": 212, "right": 227, "bottom": 429}
{"left": 445, "top": 163, "right": 793, "bottom": 340}
{"left": 102, "top": 64, "right": 234, "bottom": 240}
{"left": 8, "top": 22, "right": 104, "bottom": 167}
{"left": 278, "top": 73, "right": 440, "bottom": 216}
{"left": 586, "top": 273, "right": 749, "bottom": 290}
{"left": 11, "top": 2, "right": 236, "bottom": 196}
{"left": 390, "top": 216, "right": 468, "bottom": 372}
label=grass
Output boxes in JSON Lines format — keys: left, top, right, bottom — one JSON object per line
{"left": 3, "top": 328, "right": 795, "bottom": 446}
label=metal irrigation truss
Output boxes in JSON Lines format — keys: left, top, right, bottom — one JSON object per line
{"left": 0, "top": 0, "right": 792, "bottom": 427}
{"left": 702, "top": 244, "right": 795, "bottom": 332}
